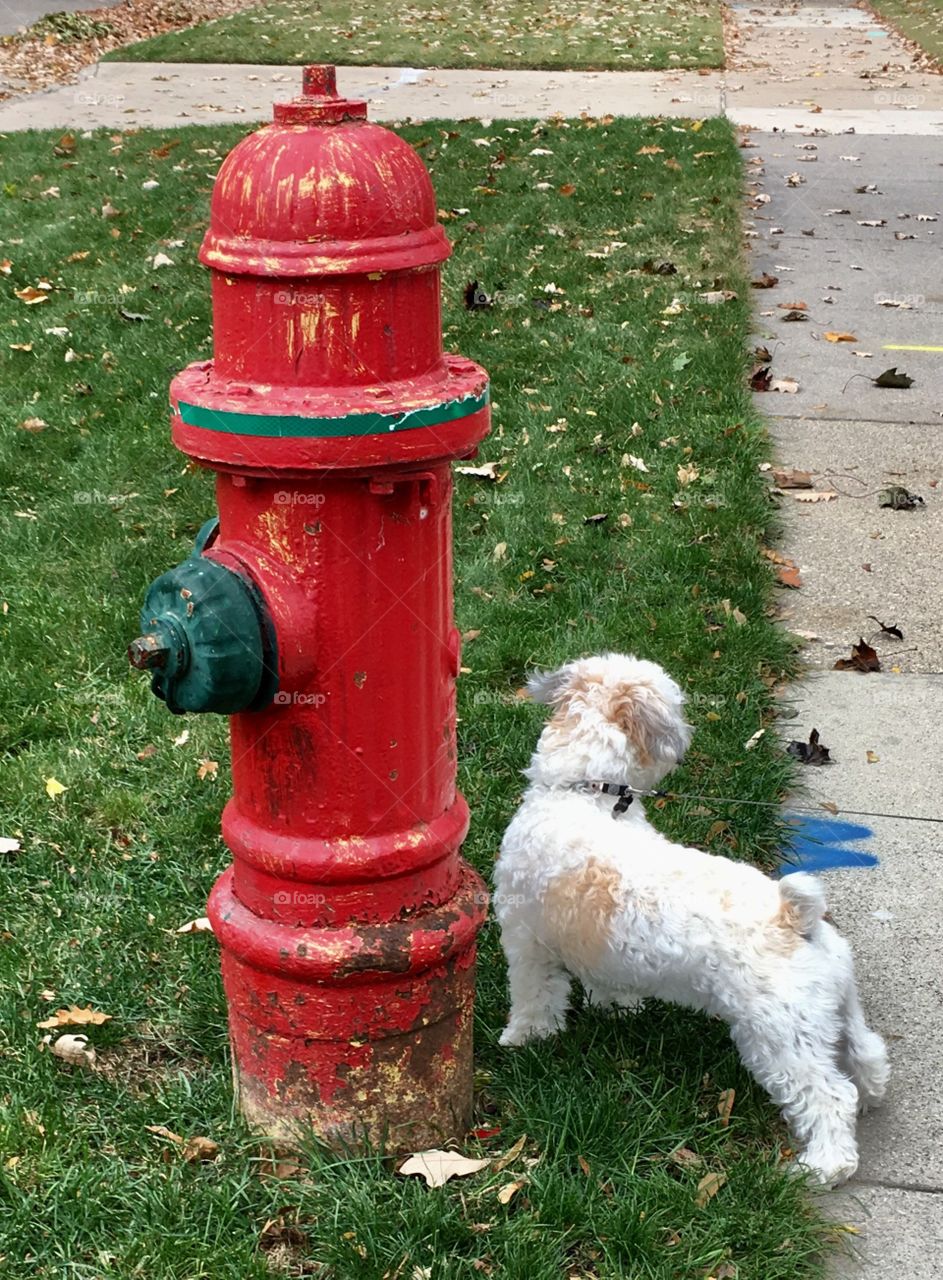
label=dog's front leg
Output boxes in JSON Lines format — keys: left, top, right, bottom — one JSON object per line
{"left": 498, "top": 927, "right": 571, "bottom": 1047}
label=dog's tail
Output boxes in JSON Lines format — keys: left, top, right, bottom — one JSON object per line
{"left": 778, "top": 872, "right": 828, "bottom": 936}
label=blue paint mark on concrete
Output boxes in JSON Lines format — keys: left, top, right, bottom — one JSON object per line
{"left": 779, "top": 814, "right": 878, "bottom": 875}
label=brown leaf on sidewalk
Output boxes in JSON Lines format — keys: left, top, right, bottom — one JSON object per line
{"left": 834, "top": 639, "right": 881, "bottom": 673}
{"left": 793, "top": 490, "right": 837, "bottom": 503}
{"left": 787, "top": 728, "right": 832, "bottom": 766}
{"left": 751, "top": 272, "right": 779, "bottom": 289}
{"left": 772, "top": 468, "right": 813, "bottom": 489}
{"left": 824, "top": 332, "right": 857, "bottom": 343}
{"left": 879, "top": 484, "right": 924, "bottom": 510}
{"left": 873, "top": 367, "right": 914, "bottom": 389}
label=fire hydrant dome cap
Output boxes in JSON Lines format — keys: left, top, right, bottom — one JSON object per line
{"left": 201, "top": 67, "right": 449, "bottom": 278}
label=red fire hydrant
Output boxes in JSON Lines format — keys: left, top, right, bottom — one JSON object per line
{"left": 129, "top": 65, "right": 490, "bottom": 1150}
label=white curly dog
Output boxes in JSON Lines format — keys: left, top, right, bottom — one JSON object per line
{"left": 494, "top": 653, "right": 888, "bottom": 1187}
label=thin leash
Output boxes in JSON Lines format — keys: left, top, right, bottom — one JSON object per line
{"left": 633, "top": 786, "right": 943, "bottom": 827}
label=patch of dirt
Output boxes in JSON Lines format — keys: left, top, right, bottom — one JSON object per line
{"left": 0, "top": 0, "right": 256, "bottom": 102}
{"left": 94, "top": 1023, "right": 204, "bottom": 1093}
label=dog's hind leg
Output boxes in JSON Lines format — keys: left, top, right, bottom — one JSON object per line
{"left": 498, "top": 926, "right": 571, "bottom": 1047}
{"left": 730, "top": 1011, "right": 860, "bottom": 1187}
{"left": 841, "top": 981, "right": 889, "bottom": 1112}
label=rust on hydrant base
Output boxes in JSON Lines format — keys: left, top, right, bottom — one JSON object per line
{"left": 132, "top": 64, "right": 490, "bottom": 1151}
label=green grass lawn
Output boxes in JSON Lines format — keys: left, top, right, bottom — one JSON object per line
{"left": 105, "top": 0, "right": 724, "bottom": 70}
{"left": 0, "top": 117, "right": 830, "bottom": 1278}
{"left": 867, "top": 0, "right": 943, "bottom": 64}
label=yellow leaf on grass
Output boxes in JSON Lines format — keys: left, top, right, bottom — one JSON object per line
{"left": 44, "top": 777, "right": 66, "bottom": 798}
{"left": 176, "top": 917, "right": 213, "bottom": 935}
{"left": 197, "top": 759, "right": 219, "bottom": 780}
{"left": 497, "top": 1178, "right": 526, "bottom": 1205}
{"left": 37, "top": 1005, "right": 112, "bottom": 1029}
{"left": 146, "top": 1124, "right": 184, "bottom": 1144}
{"left": 15, "top": 286, "right": 48, "bottom": 305}
{"left": 695, "top": 1171, "right": 727, "bottom": 1207}
{"left": 717, "top": 1088, "right": 735, "bottom": 1126}
{"left": 491, "top": 1134, "right": 527, "bottom": 1174}
{"left": 183, "top": 1135, "right": 219, "bottom": 1163}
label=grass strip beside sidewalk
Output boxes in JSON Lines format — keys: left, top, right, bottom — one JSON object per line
{"left": 0, "top": 117, "right": 824, "bottom": 1278}
{"left": 105, "top": 0, "right": 724, "bottom": 70}
{"left": 867, "top": 0, "right": 943, "bottom": 65}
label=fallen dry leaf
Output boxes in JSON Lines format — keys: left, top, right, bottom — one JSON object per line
{"left": 497, "top": 1178, "right": 527, "bottom": 1205}
{"left": 491, "top": 1134, "right": 527, "bottom": 1175}
{"left": 695, "top": 1171, "right": 727, "bottom": 1207}
{"left": 37, "top": 1005, "right": 112, "bottom": 1029}
{"left": 873, "top": 367, "right": 914, "bottom": 389}
{"left": 834, "top": 639, "right": 881, "bottom": 673}
{"left": 787, "top": 728, "right": 832, "bottom": 767}
{"left": 398, "top": 1149, "right": 491, "bottom": 1188}
{"left": 668, "top": 1146, "right": 703, "bottom": 1170}
{"left": 14, "top": 286, "right": 49, "bottom": 305}
{"left": 717, "top": 1089, "right": 735, "bottom": 1127}
{"left": 146, "top": 1124, "right": 185, "bottom": 1144}
{"left": 196, "top": 759, "right": 219, "bottom": 781}
{"left": 866, "top": 751, "right": 880, "bottom": 764}
{"left": 793, "top": 490, "right": 838, "bottom": 503}
{"left": 769, "top": 377, "right": 799, "bottom": 394}
{"left": 456, "top": 462, "right": 500, "bottom": 481}
{"left": 176, "top": 917, "right": 213, "bottom": 935}
{"left": 772, "top": 468, "right": 813, "bottom": 489}
{"left": 0, "top": 837, "right": 21, "bottom": 854}
{"left": 183, "top": 1136, "right": 220, "bottom": 1163}
{"left": 824, "top": 332, "right": 857, "bottom": 343}
{"left": 879, "top": 485, "right": 924, "bottom": 510}
{"left": 45, "top": 1033, "right": 96, "bottom": 1068}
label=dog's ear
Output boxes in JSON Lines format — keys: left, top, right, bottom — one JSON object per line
{"left": 609, "top": 681, "right": 691, "bottom": 767}
{"left": 526, "top": 664, "right": 573, "bottom": 706}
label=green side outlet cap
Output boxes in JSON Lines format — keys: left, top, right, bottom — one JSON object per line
{"left": 131, "top": 555, "right": 274, "bottom": 714}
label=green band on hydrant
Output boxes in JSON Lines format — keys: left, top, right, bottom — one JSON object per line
{"left": 177, "top": 387, "right": 490, "bottom": 438}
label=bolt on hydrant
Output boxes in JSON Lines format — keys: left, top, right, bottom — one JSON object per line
{"left": 129, "top": 65, "right": 490, "bottom": 1150}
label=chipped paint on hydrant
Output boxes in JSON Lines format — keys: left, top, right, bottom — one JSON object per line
{"left": 129, "top": 64, "right": 490, "bottom": 1151}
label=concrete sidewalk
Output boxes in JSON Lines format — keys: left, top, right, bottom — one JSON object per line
{"left": 0, "top": 44, "right": 943, "bottom": 132}
{"left": 741, "top": 4, "right": 943, "bottom": 1273}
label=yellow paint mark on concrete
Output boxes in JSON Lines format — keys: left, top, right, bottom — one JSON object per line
{"left": 883, "top": 344, "right": 943, "bottom": 352}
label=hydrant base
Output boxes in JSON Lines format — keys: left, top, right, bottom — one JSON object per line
{"left": 228, "top": 958, "right": 476, "bottom": 1153}
{"left": 210, "top": 863, "right": 486, "bottom": 1153}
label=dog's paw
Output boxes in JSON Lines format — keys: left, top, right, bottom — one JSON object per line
{"left": 498, "top": 1019, "right": 560, "bottom": 1047}
{"left": 792, "top": 1147, "right": 859, "bottom": 1189}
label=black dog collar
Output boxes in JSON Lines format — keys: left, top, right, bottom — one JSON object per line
{"left": 574, "top": 781, "right": 635, "bottom": 816}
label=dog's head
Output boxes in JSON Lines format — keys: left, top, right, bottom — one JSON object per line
{"left": 524, "top": 653, "right": 691, "bottom": 792}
